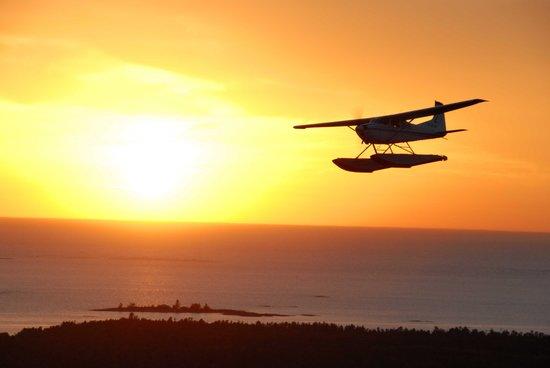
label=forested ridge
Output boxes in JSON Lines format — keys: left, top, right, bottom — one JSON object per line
{"left": 1, "top": 317, "right": 548, "bottom": 367}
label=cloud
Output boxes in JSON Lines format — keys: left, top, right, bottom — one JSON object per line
{"left": 0, "top": 33, "right": 98, "bottom": 103}
{"left": 0, "top": 34, "right": 78, "bottom": 48}
{"left": 65, "top": 60, "right": 240, "bottom": 119}
{"left": 78, "top": 63, "right": 223, "bottom": 94}
{"left": 0, "top": 32, "right": 238, "bottom": 119}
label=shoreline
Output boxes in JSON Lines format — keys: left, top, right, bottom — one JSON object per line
{"left": 92, "top": 301, "right": 317, "bottom": 318}
{"left": 93, "top": 304, "right": 291, "bottom": 318}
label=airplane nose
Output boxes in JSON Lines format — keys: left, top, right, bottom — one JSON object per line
{"left": 356, "top": 125, "right": 367, "bottom": 140}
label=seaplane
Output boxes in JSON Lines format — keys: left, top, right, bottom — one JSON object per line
{"left": 293, "top": 98, "right": 486, "bottom": 173}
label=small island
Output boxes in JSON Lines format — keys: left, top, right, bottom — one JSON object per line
{"left": 93, "top": 300, "right": 291, "bottom": 317}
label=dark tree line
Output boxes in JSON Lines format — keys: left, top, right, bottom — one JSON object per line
{"left": 0, "top": 317, "right": 548, "bottom": 368}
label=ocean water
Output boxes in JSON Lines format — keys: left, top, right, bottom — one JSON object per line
{"left": 0, "top": 218, "right": 549, "bottom": 335}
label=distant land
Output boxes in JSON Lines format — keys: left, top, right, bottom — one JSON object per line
{"left": 2, "top": 216, "right": 548, "bottom": 261}
{"left": 1, "top": 317, "right": 548, "bottom": 368}
{"left": 1, "top": 216, "right": 549, "bottom": 235}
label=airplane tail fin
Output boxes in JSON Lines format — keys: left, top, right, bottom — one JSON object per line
{"left": 428, "top": 100, "right": 446, "bottom": 132}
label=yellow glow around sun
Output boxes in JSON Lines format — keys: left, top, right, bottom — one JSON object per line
{"left": 105, "top": 116, "right": 202, "bottom": 200}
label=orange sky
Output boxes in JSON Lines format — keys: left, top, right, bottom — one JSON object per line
{"left": 0, "top": 0, "right": 549, "bottom": 232}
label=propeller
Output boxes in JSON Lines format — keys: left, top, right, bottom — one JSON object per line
{"left": 353, "top": 106, "right": 365, "bottom": 144}
{"left": 353, "top": 106, "right": 364, "bottom": 120}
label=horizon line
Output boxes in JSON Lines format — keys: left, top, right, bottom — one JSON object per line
{"left": 0, "top": 215, "right": 548, "bottom": 235}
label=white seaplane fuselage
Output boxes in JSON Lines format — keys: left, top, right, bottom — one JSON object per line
{"left": 355, "top": 119, "right": 446, "bottom": 144}
{"left": 293, "top": 98, "right": 485, "bottom": 172}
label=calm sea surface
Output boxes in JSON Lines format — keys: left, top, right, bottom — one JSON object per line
{"left": 1, "top": 219, "right": 549, "bottom": 335}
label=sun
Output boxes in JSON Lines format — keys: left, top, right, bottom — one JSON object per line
{"left": 105, "top": 116, "right": 202, "bottom": 200}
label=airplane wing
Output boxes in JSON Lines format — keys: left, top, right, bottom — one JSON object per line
{"left": 293, "top": 98, "right": 486, "bottom": 129}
